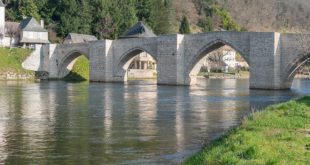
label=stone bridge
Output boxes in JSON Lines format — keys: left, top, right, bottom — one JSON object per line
{"left": 23, "top": 31, "right": 310, "bottom": 90}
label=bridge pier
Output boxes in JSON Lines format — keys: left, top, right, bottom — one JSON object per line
{"left": 156, "top": 34, "right": 188, "bottom": 85}
{"left": 89, "top": 40, "right": 115, "bottom": 82}
{"left": 248, "top": 33, "right": 289, "bottom": 90}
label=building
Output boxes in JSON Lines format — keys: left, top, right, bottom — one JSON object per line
{"left": 63, "top": 33, "right": 98, "bottom": 44}
{"left": 0, "top": 0, "right": 49, "bottom": 48}
{"left": 19, "top": 17, "right": 49, "bottom": 48}
{"left": 120, "top": 22, "right": 157, "bottom": 78}
{"left": 121, "top": 22, "right": 157, "bottom": 70}
{"left": 129, "top": 52, "right": 156, "bottom": 70}
{"left": 222, "top": 49, "right": 237, "bottom": 68}
{"left": 201, "top": 46, "right": 250, "bottom": 72}
{"left": 119, "top": 21, "right": 157, "bottom": 39}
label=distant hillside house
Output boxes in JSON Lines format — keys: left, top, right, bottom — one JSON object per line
{"left": 0, "top": 0, "right": 49, "bottom": 48}
{"left": 63, "top": 33, "right": 98, "bottom": 44}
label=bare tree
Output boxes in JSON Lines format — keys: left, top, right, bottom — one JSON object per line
{"left": 5, "top": 23, "right": 20, "bottom": 48}
{"left": 206, "top": 47, "right": 233, "bottom": 72}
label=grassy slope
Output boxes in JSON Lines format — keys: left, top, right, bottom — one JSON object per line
{"left": 0, "top": 48, "right": 33, "bottom": 74}
{"left": 185, "top": 96, "right": 310, "bottom": 165}
{"left": 64, "top": 56, "right": 89, "bottom": 81}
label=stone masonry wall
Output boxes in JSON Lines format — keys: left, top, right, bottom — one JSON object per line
{"left": 24, "top": 32, "right": 310, "bottom": 89}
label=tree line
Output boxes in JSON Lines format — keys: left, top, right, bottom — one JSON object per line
{"left": 3, "top": 0, "right": 242, "bottom": 42}
{"left": 3, "top": 0, "right": 176, "bottom": 41}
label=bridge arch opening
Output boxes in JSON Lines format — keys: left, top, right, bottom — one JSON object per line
{"left": 188, "top": 40, "right": 250, "bottom": 85}
{"left": 117, "top": 48, "right": 157, "bottom": 83}
{"left": 58, "top": 51, "right": 90, "bottom": 81}
{"left": 285, "top": 54, "right": 310, "bottom": 88}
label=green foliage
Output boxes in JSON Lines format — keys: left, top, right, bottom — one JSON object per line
{"left": 179, "top": 16, "right": 191, "bottom": 34}
{"left": 4, "top": 0, "right": 176, "bottom": 39}
{"left": 152, "top": 0, "right": 174, "bottom": 34}
{"left": 114, "top": 0, "right": 138, "bottom": 38}
{"left": 18, "top": 0, "right": 40, "bottom": 21}
{"left": 65, "top": 56, "right": 89, "bottom": 81}
{"left": 0, "top": 48, "right": 33, "bottom": 74}
{"left": 136, "top": 0, "right": 155, "bottom": 27}
{"left": 212, "top": 7, "right": 241, "bottom": 31}
{"left": 184, "top": 96, "right": 310, "bottom": 164}
{"left": 197, "top": 17, "right": 214, "bottom": 32}
{"left": 3, "top": 0, "right": 242, "bottom": 38}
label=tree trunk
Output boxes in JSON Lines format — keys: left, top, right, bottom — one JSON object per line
{"left": 9, "top": 37, "right": 12, "bottom": 49}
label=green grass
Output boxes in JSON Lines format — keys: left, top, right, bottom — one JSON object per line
{"left": 0, "top": 47, "right": 33, "bottom": 74}
{"left": 184, "top": 96, "right": 310, "bottom": 165}
{"left": 64, "top": 56, "right": 89, "bottom": 81}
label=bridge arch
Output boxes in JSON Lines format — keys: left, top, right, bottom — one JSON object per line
{"left": 115, "top": 47, "right": 158, "bottom": 82}
{"left": 186, "top": 39, "right": 250, "bottom": 85}
{"left": 57, "top": 50, "right": 90, "bottom": 78}
{"left": 283, "top": 53, "right": 310, "bottom": 87}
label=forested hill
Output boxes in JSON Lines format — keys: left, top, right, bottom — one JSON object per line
{"left": 4, "top": 0, "right": 310, "bottom": 42}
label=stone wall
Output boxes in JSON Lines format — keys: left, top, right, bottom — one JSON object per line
{"left": 128, "top": 69, "right": 156, "bottom": 79}
{"left": 22, "top": 44, "right": 49, "bottom": 71}
{"left": 0, "top": 71, "right": 34, "bottom": 80}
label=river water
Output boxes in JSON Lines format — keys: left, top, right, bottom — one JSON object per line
{"left": 0, "top": 79, "right": 309, "bottom": 165}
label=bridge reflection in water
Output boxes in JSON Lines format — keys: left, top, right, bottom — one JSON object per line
{"left": 0, "top": 79, "right": 308, "bottom": 164}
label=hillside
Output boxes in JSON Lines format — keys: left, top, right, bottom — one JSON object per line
{"left": 217, "top": 0, "right": 310, "bottom": 32}
{"left": 177, "top": 0, "right": 310, "bottom": 33}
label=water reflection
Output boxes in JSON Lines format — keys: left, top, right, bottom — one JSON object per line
{"left": 0, "top": 79, "right": 308, "bottom": 164}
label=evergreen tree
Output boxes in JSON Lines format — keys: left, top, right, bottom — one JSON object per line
{"left": 34, "top": 0, "right": 55, "bottom": 25}
{"left": 56, "top": 0, "right": 80, "bottom": 36}
{"left": 5, "top": 0, "right": 19, "bottom": 21}
{"left": 78, "top": 0, "right": 92, "bottom": 34}
{"left": 135, "top": 0, "right": 155, "bottom": 28}
{"left": 197, "top": 17, "right": 214, "bottom": 32}
{"left": 153, "top": 0, "right": 174, "bottom": 35}
{"left": 18, "top": 0, "right": 40, "bottom": 20}
{"left": 91, "top": 0, "right": 115, "bottom": 39}
{"left": 114, "top": 0, "right": 137, "bottom": 38}
{"left": 179, "top": 15, "right": 190, "bottom": 34}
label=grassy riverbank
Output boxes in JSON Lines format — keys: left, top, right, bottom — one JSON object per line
{"left": 0, "top": 48, "right": 32, "bottom": 73}
{"left": 185, "top": 96, "right": 310, "bottom": 164}
{"left": 0, "top": 48, "right": 34, "bottom": 80}
{"left": 64, "top": 56, "right": 89, "bottom": 81}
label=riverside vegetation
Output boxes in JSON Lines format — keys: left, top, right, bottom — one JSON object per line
{"left": 0, "top": 48, "right": 34, "bottom": 80}
{"left": 184, "top": 96, "right": 310, "bottom": 165}
{"left": 0, "top": 47, "right": 88, "bottom": 81}
{"left": 64, "top": 56, "right": 89, "bottom": 81}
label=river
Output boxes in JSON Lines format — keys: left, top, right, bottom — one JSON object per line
{"left": 0, "top": 78, "right": 309, "bottom": 165}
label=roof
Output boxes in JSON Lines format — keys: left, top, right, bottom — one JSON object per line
{"left": 64, "top": 33, "right": 98, "bottom": 44}
{"left": 119, "top": 21, "right": 157, "bottom": 39}
{"left": 19, "top": 17, "right": 47, "bottom": 32}
{"left": 0, "top": 1, "right": 5, "bottom": 7}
